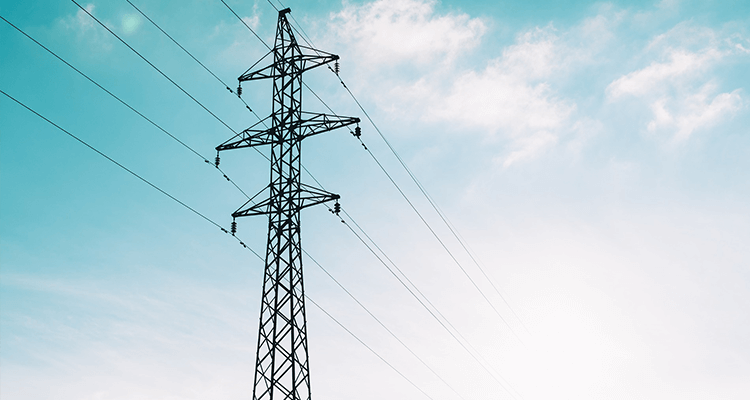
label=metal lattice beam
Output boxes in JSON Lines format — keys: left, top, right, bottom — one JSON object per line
{"left": 216, "top": 8, "right": 359, "bottom": 400}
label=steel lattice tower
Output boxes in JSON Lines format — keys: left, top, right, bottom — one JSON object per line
{"left": 216, "top": 8, "right": 359, "bottom": 400}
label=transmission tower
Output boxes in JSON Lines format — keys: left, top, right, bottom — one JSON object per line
{"left": 216, "top": 8, "right": 359, "bottom": 400}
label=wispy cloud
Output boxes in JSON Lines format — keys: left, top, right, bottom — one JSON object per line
{"left": 331, "top": 0, "right": 485, "bottom": 68}
{"left": 607, "top": 23, "right": 746, "bottom": 142}
{"left": 327, "top": 2, "right": 626, "bottom": 166}
{"left": 58, "top": 4, "right": 113, "bottom": 52}
{"left": 327, "top": 1, "right": 749, "bottom": 165}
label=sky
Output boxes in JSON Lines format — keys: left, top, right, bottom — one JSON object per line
{"left": 1, "top": 0, "right": 749, "bottom": 399}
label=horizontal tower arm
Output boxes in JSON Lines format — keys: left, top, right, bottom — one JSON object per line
{"left": 216, "top": 112, "right": 360, "bottom": 151}
{"left": 232, "top": 183, "right": 340, "bottom": 218}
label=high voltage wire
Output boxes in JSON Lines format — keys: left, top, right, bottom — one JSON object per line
{"left": 218, "top": 2, "right": 524, "bottom": 396}
{"left": 0, "top": 14, "right": 251, "bottom": 201}
{"left": 231, "top": 0, "right": 528, "bottom": 341}
{"left": 70, "top": 0, "right": 236, "bottom": 135}
{"left": 0, "top": 88, "right": 438, "bottom": 400}
{"left": 3, "top": 7, "right": 465, "bottom": 396}
{"left": 120, "top": 0, "right": 506, "bottom": 398}
{"left": 269, "top": 0, "right": 530, "bottom": 336}
{"left": 23, "top": 4, "right": 467, "bottom": 397}
{"left": 43, "top": 2, "right": 522, "bottom": 397}
{"left": 336, "top": 209, "right": 520, "bottom": 400}
{"left": 0, "top": 88, "right": 249, "bottom": 253}
{"left": 123, "top": 0, "right": 275, "bottom": 137}
{"left": 303, "top": 249, "right": 469, "bottom": 400}
{"left": 222, "top": 0, "right": 271, "bottom": 51}
{"left": 304, "top": 295, "right": 436, "bottom": 400}
{"left": 69, "top": 0, "right": 276, "bottom": 171}
{"left": 339, "top": 206, "right": 524, "bottom": 400}
{"left": 342, "top": 84, "right": 532, "bottom": 337}
{"left": 4, "top": 5, "right": 518, "bottom": 399}
{"left": 124, "top": 0, "right": 258, "bottom": 117}
{"left": 354, "top": 130, "right": 525, "bottom": 345}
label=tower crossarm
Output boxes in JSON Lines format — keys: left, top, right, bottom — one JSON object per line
{"left": 232, "top": 183, "right": 340, "bottom": 218}
{"left": 239, "top": 51, "right": 339, "bottom": 82}
{"left": 297, "top": 112, "right": 360, "bottom": 141}
{"left": 216, "top": 112, "right": 360, "bottom": 152}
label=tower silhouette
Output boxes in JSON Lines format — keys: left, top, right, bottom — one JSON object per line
{"left": 216, "top": 8, "right": 359, "bottom": 400}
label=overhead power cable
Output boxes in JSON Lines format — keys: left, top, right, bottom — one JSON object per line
{"left": 2, "top": 88, "right": 439, "bottom": 399}
{"left": 219, "top": 3, "right": 522, "bottom": 396}
{"left": 261, "top": 0, "right": 530, "bottom": 337}
{"left": 0, "top": 88, "right": 260, "bottom": 256}
{"left": 0, "top": 14, "right": 251, "bottom": 200}
{"left": 70, "top": 0, "right": 278, "bottom": 172}
{"left": 5, "top": 9, "right": 515, "bottom": 399}
{"left": 70, "top": 0, "right": 237, "bottom": 135}
{"left": 358, "top": 132, "right": 524, "bottom": 344}
{"left": 124, "top": 0, "right": 258, "bottom": 116}
{"left": 342, "top": 86, "right": 530, "bottom": 337}
{"left": 306, "top": 295, "right": 436, "bottom": 400}
{"left": 303, "top": 250, "right": 468, "bottom": 400}
{"left": 62, "top": 5, "right": 461, "bottom": 395}
{"left": 222, "top": 0, "right": 271, "bottom": 51}
{"left": 339, "top": 207, "right": 524, "bottom": 399}
{"left": 5, "top": 13, "right": 465, "bottom": 397}
{"left": 93, "top": 1, "right": 518, "bottom": 395}
{"left": 335, "top": 209, "right": 521, "bottom": 400}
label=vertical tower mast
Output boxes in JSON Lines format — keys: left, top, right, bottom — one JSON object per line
{"left": 216, "top": 8, "right": 359, "bottom": 400}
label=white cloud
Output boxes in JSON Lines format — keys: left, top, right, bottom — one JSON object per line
{"left": 391, "top": 25, "right": 581, "bottom": 166}
{"left": 242, "top": 15, "right": 260, "bottom": 31}
{"left": 331, "top": 0, "right": 485, "bottom": 67}
{"left": 647, "top": 85, "right": 742, "bottom": 142}
{"left": 607, "top": 23, "right": 746, "bottom": 141}
{"left": 327, "top": 2, "right": 747, "bottom": 166}
{"left": 59, "top": 4, "right": 113, "bottom": 51}
{"left": 607, "top": 49, "right": 721, "bottom": 98}
{"left": 429, "top": 58, "right": 574, "bottom": 146}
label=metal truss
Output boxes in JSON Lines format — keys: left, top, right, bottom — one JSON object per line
{"left": 216, "top": 8, "right": 359, "bottom": 400}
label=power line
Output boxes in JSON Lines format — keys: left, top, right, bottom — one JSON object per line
{"left": 220, "top": 4, "right": 522, "bottom": 395}
{"left": 69, "top": 0, "right": 278, "bottom": 185}
{"left": 121, "top": 0, "right": 279, "bottom": 167}
{"left": 72, "top": 1, "right": 521, "bottom": 395}
{"left": 303, "top": 249, "right": 468, "bottom": 400}
{"left": 70, "top": 0, "right": 238, "bottom": 136}
{"left": 124, "top": 0, "right": 258, "bottom": 116}
{"left": 4, "top": 9, "right": 519, "bottom": 398}
{"left": 2, "top": 88, "right": 438, "bottom": 399}
{"left": 340, "top": 207, "right": 524, "bottom": 399}
{"left": 267, "top": 0, "right": 529, "bottom": 336}
{"left": 1, "top": 17, "right": 466, "bottom": 395}
{"left": 0, "top": 88, "right": 250, "bottom": 251}
{"left": 334, "top": 211, "right": 519, "bottom": 399}
{"left": 342, "top": 82, "right": 531, "bottom": 336}
{"left": 221, "top": 0, "right": 271, "bottom": 51}
{"left": 305, "top": 295, "right": 436, "bottom": 400}
{"left": 360, "top": 133, "right": 524, "bottom": 344}
{"left": 244, "top": 0, "right": 529, "bottom": 340}
{"left": 0, "top": 14, "right": 251, "bottom": 200}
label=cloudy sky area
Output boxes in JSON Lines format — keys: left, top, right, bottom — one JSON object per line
{"left": 1, "top": 0, "right": 749, "bottom": 399}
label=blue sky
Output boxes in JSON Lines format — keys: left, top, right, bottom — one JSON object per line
{"left": 1, "top": 0, "right": 749, "bottom": 399}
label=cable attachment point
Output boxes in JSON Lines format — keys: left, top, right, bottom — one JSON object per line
{"left": 334, "top": 61, "right": 340, "bottom": 75}
{"left": 231, "top": 219, "right": 237, "bottom": 235}
{"left": 333, "top": 201, "right": 341, "bottom": 216}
